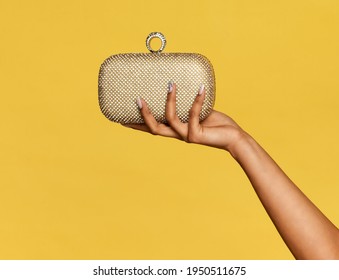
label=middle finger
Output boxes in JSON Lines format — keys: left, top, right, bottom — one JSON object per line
{"left": 165, "top": 81, "right": 188, "bottom": 140}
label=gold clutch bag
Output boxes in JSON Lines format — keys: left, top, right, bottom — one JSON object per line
{"left": 98, "top": 32, "right": 216, "bottom": 124}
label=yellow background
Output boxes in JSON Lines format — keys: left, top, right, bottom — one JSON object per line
{"left": 1, "top": 0, "right": 339, "bottom": 259}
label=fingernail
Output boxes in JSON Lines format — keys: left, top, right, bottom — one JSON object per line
{"left": 168, "top": 81, "right": 173, "bottom": 93}
{"left": 136, "top": 97, "right": 142, "bottom": 109}
{"left": 198, "top": 84, "right": 205, "bottom": 95}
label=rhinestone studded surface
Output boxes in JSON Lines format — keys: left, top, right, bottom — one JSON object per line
{"left": 98, "top": 53, "right": 215, "bottom": 124}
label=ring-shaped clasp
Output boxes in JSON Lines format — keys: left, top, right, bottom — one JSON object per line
{"left": 146, "top": 32, "right": 166, "bottom": 53}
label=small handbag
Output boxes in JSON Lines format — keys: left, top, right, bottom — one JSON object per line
{"left": 98, "top": 32, "right": 216, "bottom": 124}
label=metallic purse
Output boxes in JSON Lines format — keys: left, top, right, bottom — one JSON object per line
{"left": 98, "top": 32, "right": 216, "bottom": 124}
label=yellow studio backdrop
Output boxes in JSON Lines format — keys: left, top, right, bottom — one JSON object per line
{"left": 0, "top": 0, "right": 338, "bottom": 259}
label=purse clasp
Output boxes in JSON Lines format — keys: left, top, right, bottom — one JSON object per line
{"left": 146, "top": 32, "right": 166, "bottom": 53}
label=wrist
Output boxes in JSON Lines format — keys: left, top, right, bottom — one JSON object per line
{"left": 226, "top": 129, "right": 255, "bottom": 159}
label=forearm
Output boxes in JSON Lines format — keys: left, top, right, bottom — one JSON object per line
{"left": 229, "top": 131, "right": 339, "bottom": 259}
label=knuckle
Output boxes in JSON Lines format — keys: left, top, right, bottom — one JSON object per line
{"left": 186, "top": 130, "right": 198, "bottom": 144}
{"left": 166, "top": 116, "right": 177, "bottom": 126}
{"left": 166, "top": 94, "right": 174, "bottom": 102}
{"left": 165, "top": 111, "right": 180, "bottom": 126}
{"left": 149, "top": 127, "right": 158, "bottom": 135}
{"left": 148, "top": 124, "right": 159, "bottom": 135}
{"left": 165, "top": 111, "right": 175, "bottom": 122}
{"left": 194, "top": 95, "right": 203, "bottom": 104}
{"left": 143, "top": 108, "right": 152, "bottom": 117}
{"left": 189, "top": 109, "right": 199, "bottom": 119}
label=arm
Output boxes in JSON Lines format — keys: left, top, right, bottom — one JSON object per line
{"left": 125, "top": 82, "right": 339, "bottom": 259}
{"left": 231, "top": 131, "right": 339, "bottom": 259}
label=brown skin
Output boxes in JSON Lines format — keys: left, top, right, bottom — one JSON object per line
{"left": 124, "top": 83, "right": 339, "bottom": 259}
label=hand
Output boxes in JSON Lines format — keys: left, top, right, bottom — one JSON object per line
{"left": 123, "top": 82, "right": 245, "bottom": 152}
{"left": 124, "top": 83, "right": 339, "bottom": 259}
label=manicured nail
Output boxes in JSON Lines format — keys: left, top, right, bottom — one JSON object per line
{"left": 136, "top": 97, "right": 142, "bottom": 109}
{"left": 168, "top": 81, "right": 173, "bottom": 93}
{"left": 198, "top": 84, "right": 205, "bottom": 95}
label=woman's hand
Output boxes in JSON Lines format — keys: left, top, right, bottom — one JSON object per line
{"left": 123, "top": 81, "right": 339, "bottom": 259}
{"left": 123, "top": 82, "right": 245, "bottom": 152}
